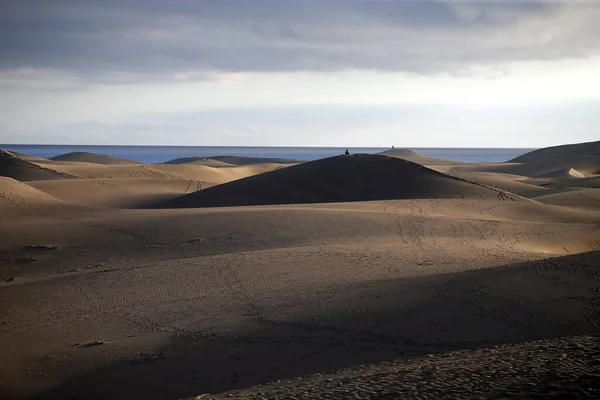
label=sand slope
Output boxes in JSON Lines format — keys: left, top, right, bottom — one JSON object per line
{"left": 1, "top": 145, "right": 600, "bottom": 400}
{"left": 207, "top": 155, "right": 302, "bottom": 165}
{"left": 0, "top": 177, "right": 66, "bottom": 216}
{"left": 49, "top": 152, "right": 143, "bottom": 165}
{"left": 7, "top": 151, "right": 50, "bottom": 163}
{"left": 32, "top": 161, "right": 288, "bottom": 182}
{"left": 510, "top": 139, "right": 600, "bottom": 163}
{"left": 448, "top": 155, "right": 600, "bottom": 179}
{"left": 28, "top": 178, "right": 212, "bottom": 208}
{"left": 0, "top": 150, "right": 76, "bottom": 181}
{"left": 534, "top": 188, "right": 600, "bottom": 210}
{"left": 163, "top": 154, "right": 524, "bottom": 208}
{"left": 163, "top": 157, "right": 236, "bottom": 167}
{"left": 165, "top": 155, "right": 302, "bottom": 166}
{"left": 379, "top": 148, "right": 467, "bottom": 167}
{"left": 202, "top": 334, "right": 600, "bottom": 399}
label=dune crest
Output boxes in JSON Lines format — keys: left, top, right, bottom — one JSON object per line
{"left": 50, "top": 151, "right": 143, "bottom": 165}
{"left": 1, "top": 144, "right": 600, "bottom": 399}
{"left": 164, "top": 155, "right": 302, "bottom": 166}
{"left": 509, "top": 140, "right": 600, "bottom": 163}
{"left": 0, "top": 150, "right": 76, "bottom": 181}
{"left": 162, "top": 154, "right": 525, "bottom": 208}
{"left": 163, "top": 157, "right": 236, "bottom": 167}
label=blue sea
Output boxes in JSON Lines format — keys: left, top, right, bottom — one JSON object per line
{"left": 1, "top": 145, "right": 534, "bottom": 163}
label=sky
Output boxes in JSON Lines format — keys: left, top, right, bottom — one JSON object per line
{"left": 1, "top": 0, "right": 599, "bottom": 147}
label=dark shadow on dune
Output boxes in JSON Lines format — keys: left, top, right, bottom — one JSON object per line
{"left": 164, "top": 155, "right": 303, "bottom": 165}
{"left": 49, "top": 152, "right": 142, "bottom": 165}
{"left": 149, "top": 154, "right": 522, "bottom": 209}
{"left": 0, "top": 150, "right": 77, "bottom": 181}
{"left": 30, "top": 251, "right": 600, "bottom": 400}
{"left": 509, "top": 140, "right": 600, "bottom": 163}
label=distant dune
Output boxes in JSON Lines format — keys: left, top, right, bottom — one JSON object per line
{"left": 379, "top": 148, "right": 466, "bottom": 166}
{"left": 2, "top": 143, "right": 600, "bottom": 400}
{"left": 502, "top": 156, "right": 600, "bottom": 178}
{"left": 163, "top": 157, "right": 236, "bottom": 167}
{"left": 50, "top": 152, "right": 143, "bottom": 165}
{"left": 206, "top": 155, "right": 302, "bottom": 165}
{"left": 534, "top": 188, "right": 600, "bottom": 210}
{"left": 7, "top": 151, "right": 49, "bottom": 163}
{"left": 161, "top": 154, "right": 524, "bottom": 208}
{"left": 509, "top": 140, "right": 600, "bottom": 163}
{"left": 471, "top": 156, "right": 600, "bottom": 179}
{"left": 377, "top": 148, "right": 421, "bottom": 158}
{"left": 35, "top": 161, "right": 289, "bottom": 182}
{"left": 0, "top": 150, "right": 76, "bottom": 181}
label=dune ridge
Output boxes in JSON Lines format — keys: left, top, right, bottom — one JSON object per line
{"left": 165, "top": 155, "right": 302, "bottom": 166}
{"left": 163, "top": 157, "right": 236, "bottom": 167}
{"left": 509, "top": 139, "right": 600, "bottom": 163}
{"left": 50, "top": 151, "right": 143, "bottom": 165}
{"left": 1, "top": 143, "right": 599, "bottom": 399}
{"left": 0, "top": 150, "right": 77, "bottom": 181}
{"left": 162, "top": 154, "right": 525, "bottom": 208}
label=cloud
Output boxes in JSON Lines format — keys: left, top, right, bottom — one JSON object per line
{"left": 6, "top": 102, "right": 600, "bottom": 147}
{"left": 1, "top": 0, "right": 598, "bottom": 82}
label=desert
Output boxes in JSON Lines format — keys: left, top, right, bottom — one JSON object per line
{"left": 0, "top": 142, "right": 599, "bottom": 399}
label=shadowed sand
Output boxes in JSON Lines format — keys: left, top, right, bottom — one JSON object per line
{"left": 2, "top": 153, "right": 292, "bottom": 208}
{"left": 49, "top": 151, "right": 144, "bottom": 165}
{"left": 160, "top": 154, "right": 525, "bottom": 209}
{"left": 165, "top": 155, "right": 302, "bottom": 166}
{"left": 0, "top": 150, "right": 77, "bottom": 181}
{"left": 0, "top": 144, "right": 599, "bottom": 399}
{"left": 509, "top": 139, "right": 600, "bottom": 163}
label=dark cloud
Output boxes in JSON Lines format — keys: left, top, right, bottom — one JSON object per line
{"left": 0, "top": 0, "right": 597, "bottom": 80}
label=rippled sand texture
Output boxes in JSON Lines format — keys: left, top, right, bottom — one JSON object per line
{"left": 0, "top": 143, "right": 599, "bottom": 399}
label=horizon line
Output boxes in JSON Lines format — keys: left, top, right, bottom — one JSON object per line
{"left": 0, "top": 143, "right": 538, "bottom": 149}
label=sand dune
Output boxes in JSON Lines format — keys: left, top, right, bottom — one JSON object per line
{"left": 450, "top": 156, "right": 600, "bottom": 179}
{"left": 163, "top": 154, "right": 525, "bottom": 208}
{"left": 165, "top": 155, "right": 302, "bottom": 166}
{"left": 522, "top": 175, "right": 600, "bottom": 191}
{"left": 1, "top": 145, "right": 600, "bottom": 399}
{"left": 509, "top": 139, "right": 600, "bottom": 163}
{"left": 444, "top": 170, "right": 550, "bottom": 198}
{"left": 7, "top": 151, "right": 50, "bottom": 163}
{"left": 1, "top": 208, "right": 596, "bottom": 398}
{"left": 23, "top": 160, "right": 293, "bottom": 208}
{"left": 0, "top": 177, "right": 65, "bottom": 216}
{"left": 49, "top": 151, "right": 143, "bottom": 165}
{"left": 32, "top": 161, "right": 288, "bottom": 182}
{"left": 534, "top": 188, "right": 600, "bottom": 210}
{"left": 207, "top": 155, "right": 302, "bottom": 165}
{"left": 28, "top": 178, "right": 213, "bottom": 208}
{"left": 163, "top": 157, "right": 236, "bottom": 167}
{"left": 202, "top": 334, "right": 600, "bottom": 399}
{"left": 0, "top": 150, "right": 76, "bottom": 181}
{"left": 379, "top": 148, "right": 466, "bottom": 166}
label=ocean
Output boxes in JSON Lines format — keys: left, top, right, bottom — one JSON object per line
{"left": 1, "top": 145, "right": 534, "bottom": 163}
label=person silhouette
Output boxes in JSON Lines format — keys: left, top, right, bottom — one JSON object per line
{"left": 345, "top": 149, "right": 350, "bottom": 155}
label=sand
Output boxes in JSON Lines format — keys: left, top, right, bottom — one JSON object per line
{"left": 0, "top": 150, "right": 77, "bottom": 181}
{"left": 162, "top": 154, "right": 526, "bottom": 208}
{"left": 49, "top": 152, "right": 144, "bottom": 165}
{"left": 0, "top": 144, "right": 599, "bottom": 399}
{"left": 165, "top": 155, "right": 302, "bottom": 166}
